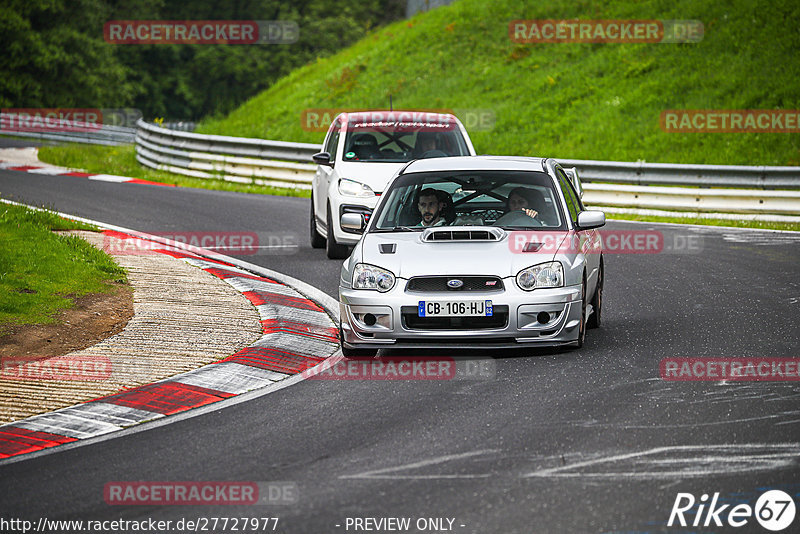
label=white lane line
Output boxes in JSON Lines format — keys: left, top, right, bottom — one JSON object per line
{"left": 26, "top": 167, "right": 68, "bottom": 175}
{"left": 523, "top": 443, "right": 800, "bottom": 479}
{"left": 340, "top": 449, "right": 499, "bottom": 480}
{"left": 88, "top": 174, "right": 133, "bottom": 182}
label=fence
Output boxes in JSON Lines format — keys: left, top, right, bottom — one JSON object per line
{"left": 132, "top": 120, "right": 800, "bottom": 215}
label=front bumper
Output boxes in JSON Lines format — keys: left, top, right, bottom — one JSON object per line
{"left": 328, "top": 190, "right": 380, "bottom": 246}
{"left": 339, "top": 280, "right": 583, "bottom": 349}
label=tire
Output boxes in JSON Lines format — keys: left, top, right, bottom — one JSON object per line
{"left": 326, "top": 206, "right": 350, "bottom": 259}
{"left": 575, "top": 275, "right": 587, "bottom": 348}
{"left": 587, "top": 260, "right": 603, "bottom": 329}
{"left": 339, "top": 324, "right": 377, "bottom": 358}
{"left": 310, "top": 195, "right": 325, "bottom": 249}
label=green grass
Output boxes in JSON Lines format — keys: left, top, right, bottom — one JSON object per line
{"left": 198, "top": 0, "right": 800, "bottom": 166}
{"left": 605, "top": 212, "right": 800, "bottom": 231}
{"left": 33, "top": 0, "right": 800, "bottom": 231}
{"left": 37, "top": 144, "right": 311, "bottom": 198}
{"left": 0, "top": 201, "right": 128, "bottom": 335}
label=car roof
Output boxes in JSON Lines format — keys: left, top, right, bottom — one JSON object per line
{"left": 338, "top": 110, "right": 458, "bottom": 123}
{"left": 401, "top": 155, "right": 549, "bottom": 174}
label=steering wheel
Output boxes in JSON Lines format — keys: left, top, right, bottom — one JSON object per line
{"left": 492, "top": 210, "right": 543, "bottom": 227}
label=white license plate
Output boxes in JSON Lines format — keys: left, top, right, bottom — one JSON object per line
{"left": 418, "top": 300, "right": 493, "bottom": 317}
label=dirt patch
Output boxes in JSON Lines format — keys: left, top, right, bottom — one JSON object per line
{"left": 0, "top": 283, "right": 133, "bottom": 360}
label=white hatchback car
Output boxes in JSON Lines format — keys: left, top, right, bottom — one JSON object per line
{"left": 310, "top": 111, "right": 476, "bottom": 258}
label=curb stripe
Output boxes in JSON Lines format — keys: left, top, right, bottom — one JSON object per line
{"left": 102, "top": 382, "right": 233, "bottom": 415}
{"left": 221, "top": 347, "right": 325, "bottom": 374}
{"left": 0, "top": 225, "right": 340, "bottom": 461}
{"left": 261, "top": 318, "right": 339, "bottom": 341}
{"left": 243, "top": 290, "right": 323, "bottom": 311}
{"left": 204, "top": 267, "right": 280, "bottom": 283}
{"left": 0, "top": 428, "right": 77, "bottom": 458}
{"left": 0, "top": 160, "right": 175, "bottom": 187}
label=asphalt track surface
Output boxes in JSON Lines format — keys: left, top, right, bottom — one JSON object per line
{"left": 1, "top": 166, "right": 799, "bottom": 533}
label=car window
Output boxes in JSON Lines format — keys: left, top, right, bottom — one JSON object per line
{"left": 371, "top": 170, "right": 564, "bottom": 230}
{"left": 557, "top": 167, "right": 585, "bottom": 211}
{"left": 341, "top": 118, "right": 470, "bottom": 163}
{"left": 557, "top": 169, "right": 579, "bottom": 223}
{"left": 324, "top": 119, "right": 341, "bottom": 158}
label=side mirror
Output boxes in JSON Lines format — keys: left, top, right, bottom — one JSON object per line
{"left": 577, "top": 210, "right": 605, "bottom": 230}
{"left": 341, "top": 212, "right": 365, "bottom": 233}
{"left": 312, "top": 151, "right": 333, "bottom": 166}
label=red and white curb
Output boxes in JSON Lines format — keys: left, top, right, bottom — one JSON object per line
{"left": 0, "top": 159, "right": 174, "bottom": 187}
{"left": 0, "top": 213, "right": 340, "bottom": 461}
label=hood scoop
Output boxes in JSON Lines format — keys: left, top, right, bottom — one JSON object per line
{"left": 379, "top": 243, "right": 396, "bottom": 254}
{"left": 421, "top": 226, "right": 505, "bottom": 242}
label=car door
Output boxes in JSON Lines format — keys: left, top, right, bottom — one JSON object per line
{"left": 556, "top": 166, "right": 601, "bottom": 294}
{"left": 314, "top": 117, "right": 342, "bottom": 229}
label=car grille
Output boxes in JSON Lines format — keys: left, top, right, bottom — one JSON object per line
{"left": 401, "top": 305, "right": 508, "bottom": 330}
{"left": 406, "top": 276, "right": 505, "bottom": 292}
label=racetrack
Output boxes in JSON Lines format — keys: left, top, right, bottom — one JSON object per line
{"left": 1, "top": 166, "right": 799, "bottom": 533}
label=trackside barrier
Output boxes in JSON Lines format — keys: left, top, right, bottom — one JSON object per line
{"left": 135, "top": 119, "right": 317, "bottom": 189}
{"left": 133, "top": 120, "right": 800, "bottom": 213}
{"left": 0, "top": 112, "right": 135, "bottom": 146}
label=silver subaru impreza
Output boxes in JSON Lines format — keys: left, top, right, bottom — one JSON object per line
{"left": 338, "top": 155, "right": 605, "bottom": 355}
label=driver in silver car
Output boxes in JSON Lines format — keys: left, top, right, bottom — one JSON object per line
{"left": 506, "top": 186, "right": 542, "bottom": 220}
{"left": 415, "top": 188, "right": 447, "bottom": 227}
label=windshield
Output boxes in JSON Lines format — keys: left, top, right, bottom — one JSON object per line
{"left": 371, "top": 170, "right": 565, "bottom": 231}
{"left": 342, "top": 116, "right": 470, "bottom": 163}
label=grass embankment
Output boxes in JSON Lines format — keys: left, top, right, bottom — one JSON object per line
{"left": 0, "top": 202, "right": 127, "bottom": 336}
{"left": 197, "top": 0, "right": 800, "bottom": 166}
{"left": 37, "top": 144, "right": 310, "bottom": 197}
{"left": 604, "top": 212, "right": 800, "bottom": 231}
{"left": 33, "top": 0, "right": 800, "bottom": 230}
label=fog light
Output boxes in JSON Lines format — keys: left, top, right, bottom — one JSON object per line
{"left": 363, "top": 313, "right": 377, "bottom": 326}
{"left": 537, "top": 312, "right": 551, "bottom": 324}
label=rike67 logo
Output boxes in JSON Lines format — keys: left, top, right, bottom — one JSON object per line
{"left": 668, "top": 490, "right": 796, "bottom": 531}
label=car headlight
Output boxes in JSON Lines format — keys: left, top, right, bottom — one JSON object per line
{"left": 353, "top": 263, "right": 395, "bottom": 292}
{"left": 338, "top": 178, "right": 375, "bottom": 198}
{"left": 516, "top": 261, "right": 564, "bottom": 291}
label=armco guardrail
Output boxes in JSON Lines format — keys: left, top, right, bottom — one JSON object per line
{"left": 581, "top": 183, "right": 800, "bottom": 215}
{"left": 558, "top": 158, "right": 800, "bottom": 190}
{"left": 134, "top": 120, "right": 800, "bottom": 214}
{"left": 0, "top": 112, "right": 135, "bottom": 146}
{"left": 135, "top": 119, "right": 318, "bottom": 188}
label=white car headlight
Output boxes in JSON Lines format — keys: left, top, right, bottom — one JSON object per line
{"left": 516, "top": 261, "right": 564, "bottom": 291}
{"left": 338, "top": 178, "right": 375, "bottom": 198}
{"left": 353, "top": 263, "right": 395, "bottom": 292}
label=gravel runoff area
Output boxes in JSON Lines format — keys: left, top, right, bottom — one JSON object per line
{"left": 0, "top": 230, "right": 264, "bottom": 424}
